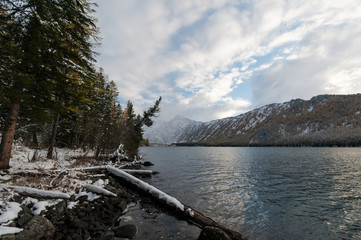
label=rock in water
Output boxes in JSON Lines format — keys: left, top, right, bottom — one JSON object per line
{"left": 113, "top": 224, "right": 137, "bottom": 238}
{"left": 15, "top": 216, "right": 55, "bottom": 240}
{"left": 197, "top": 226, "right": 231, "bottom": 240}
{"left": 142, "top": 161, "right": 154, "bottom": 166}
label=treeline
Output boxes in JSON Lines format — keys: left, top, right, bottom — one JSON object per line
{"left": 177, "top": 126, "right": 361, "bottom": 147}
{"left": 0, "top": 0, "right": 160, "bottom": 169}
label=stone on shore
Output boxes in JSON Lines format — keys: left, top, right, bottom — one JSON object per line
{"left": 15, "top": 216, "right": 55, "bottom": 240}
{"left": 113, "top": 224, "right": 137, "bottom": 238}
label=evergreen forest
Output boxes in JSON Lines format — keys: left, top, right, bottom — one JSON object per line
{"left": 0, "top": 0, "right": 161, "bottom": 169}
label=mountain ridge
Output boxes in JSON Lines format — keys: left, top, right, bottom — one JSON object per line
{"left": 144, "top": 94, "right": 361, "bottom": 146}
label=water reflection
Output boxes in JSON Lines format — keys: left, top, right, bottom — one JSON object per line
{"left": 140, "top": 147, "right": 361, "bottom": 239}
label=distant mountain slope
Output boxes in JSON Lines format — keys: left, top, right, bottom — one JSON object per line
{"left": 145, "top": 94, "right": 361, "bottom": 146}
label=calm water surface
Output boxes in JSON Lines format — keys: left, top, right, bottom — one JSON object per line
{"left": 139, "top": 147, "right": 361, "bottom": 240}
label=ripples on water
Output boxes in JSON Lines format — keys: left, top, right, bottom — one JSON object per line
{"left": 140, "top": 147, "right": 361, "bottom": 240}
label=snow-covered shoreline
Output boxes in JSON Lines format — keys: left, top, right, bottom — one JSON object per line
{"left": 0, "top": 142, "right": 139, "bottom": 238}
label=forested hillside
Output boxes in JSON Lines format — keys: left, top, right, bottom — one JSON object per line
{"left": 0, "top": 0, "right": 160, "bottom": 169}
{"left": 147, "top": 94, "right": 361, "bottom": 147}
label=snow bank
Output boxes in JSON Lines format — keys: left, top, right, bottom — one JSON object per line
{"left": 107, "top": 166, "right": 184, "bottom": 211}
{"left": 0, "top": 226, "right": 23, "bottom": 236}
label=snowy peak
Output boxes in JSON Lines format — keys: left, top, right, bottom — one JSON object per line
{"left": 172, "top": 115, "right": 192, "bottom": 121}
{"left": 143, "top": 115, "right": 197, "bottom": 145}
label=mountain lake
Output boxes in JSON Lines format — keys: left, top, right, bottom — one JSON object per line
{"left": 133, "top": 146, "right": 361, "bottom": 240}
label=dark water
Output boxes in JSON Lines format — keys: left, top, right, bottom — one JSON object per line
{"left": 139, "top": 147, "right": 361, "bottom": 240}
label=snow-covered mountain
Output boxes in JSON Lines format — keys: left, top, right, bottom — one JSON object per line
{"left": 143, "top": 115, "right": 199, "bottom": 145}
{"left": 145, "top": 94, "right": 361, "bottom": 146}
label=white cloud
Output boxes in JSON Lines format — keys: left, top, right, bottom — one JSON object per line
{"left": 252, "top": 24, "right": 361, "bottom": 107}
{"left": 94, "top": 0, "right": 361, "bottom": 121}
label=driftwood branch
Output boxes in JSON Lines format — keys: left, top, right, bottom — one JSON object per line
{"left": 84, "top": 184, "right": 117, "bottom": 197}
{"left": 50, "top": 170, "right": 68, "bottom": 187}
{"left": 107, "top": 166, "right": 248, "bottom": 240}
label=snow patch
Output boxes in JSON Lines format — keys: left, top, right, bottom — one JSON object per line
{"left": 0, "top": 202, "right": 22, "bottom": 224}
{"left": 0, "top": 175, "right": 11, "bottom": 181}
{"left": 75, "top": 190, "right": 100, "bottom": 202}
{"left": 301, "top": 126, "right": 310, "bottom": 135}
{"left": 22, "top": 197, "right": 62, "bottom": 215}
{"left": 0, "top": 226, "right": 23, "bottom": 236}
{"left": 32, "top": 201, "right": 51, "bottom": 215}
{"left": 67, "top": 201, "right": 79, "bottom": 209}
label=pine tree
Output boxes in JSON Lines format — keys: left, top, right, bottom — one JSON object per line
{"left": 0, "top": 0, "right": 99, "bottom": 168}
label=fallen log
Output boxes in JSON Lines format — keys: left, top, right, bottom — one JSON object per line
{"left": 107, "top": 166, "right": 248, "bottom": 240}
{"left": 2, "top": 185, "right": 70, "bottom": 199}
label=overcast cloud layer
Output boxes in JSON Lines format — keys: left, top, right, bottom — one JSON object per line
{"left": 94, "top": 0, "right": 361, "bottom": 122}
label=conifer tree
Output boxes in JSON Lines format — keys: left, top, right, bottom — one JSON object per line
{"left": 0, "top": 0, "right": 98, "bottom": 168}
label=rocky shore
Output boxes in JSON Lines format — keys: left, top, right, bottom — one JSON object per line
{"left": 2, "top": 173, "right": 136, "bottom": 240}
{"left": 1, "top": 160, "right": 242, "bottom": 240}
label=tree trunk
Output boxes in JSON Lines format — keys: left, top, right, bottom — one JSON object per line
{"left": 47, "top": 112, "right": 60, "bottom": 159}
{"left": 95, "top": 145, "right": 101, "bottom": 159}
{"left": 0, "top": 102, "right": 20, "bottom": 169}
{"left": 32, "top": 131, "right": 38, "bottom": 147}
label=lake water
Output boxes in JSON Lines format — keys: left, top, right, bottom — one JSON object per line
{"left": 139, "top": 147, "right": 361, "bottom": 240}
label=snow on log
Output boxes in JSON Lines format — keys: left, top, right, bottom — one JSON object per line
{"left": 84, "top": 184, "right": 117, "bottom": 197}
{"left": 107, "top": 166, "right": 248, "bottom": 240}
{"left": 107, "top": 166, "right": 184, "bottom": 211}
{"left": 11, "top": 186, "right": 70, "bottom": 199}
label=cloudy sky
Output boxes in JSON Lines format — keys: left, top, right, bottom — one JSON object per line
{"left": 94, "top": 0, "right": 361, "bottom": 122}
